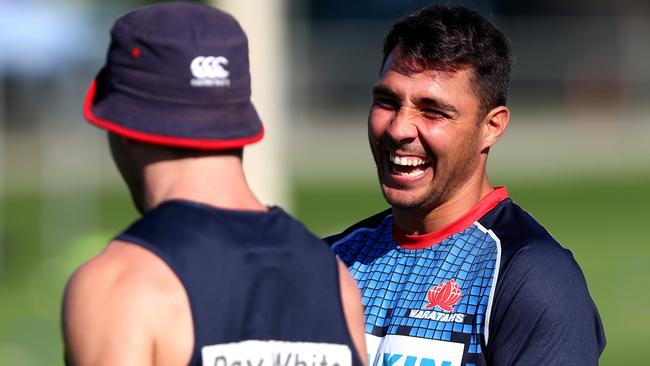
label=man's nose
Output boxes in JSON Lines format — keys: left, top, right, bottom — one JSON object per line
{"left": 386, "top": 107, "right": 418, "bottom": 143}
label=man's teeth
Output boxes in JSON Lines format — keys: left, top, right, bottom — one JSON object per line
{"left": 389, "top": 152, "right": 429, "bottom": 167}
{"left": 397, "top": 170, "right": 424, "bottom": 177}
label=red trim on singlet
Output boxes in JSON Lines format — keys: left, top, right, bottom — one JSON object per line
{"left": 83, "top": 80, "right": 264, "bottom": 150}
{"left": 393, "top": 186, "right": 509, "bottom": 249}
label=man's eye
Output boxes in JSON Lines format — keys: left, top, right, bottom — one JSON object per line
{"left": 421, "top": 109, "right": 448, "bottom": 119}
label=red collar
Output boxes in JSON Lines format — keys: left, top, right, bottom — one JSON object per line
{"left": 392, "top": 186, "right": 509, "bottom": 249}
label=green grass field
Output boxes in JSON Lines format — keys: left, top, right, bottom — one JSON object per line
{"left": 0, "top": 175, "right": 647, "bottom": 364}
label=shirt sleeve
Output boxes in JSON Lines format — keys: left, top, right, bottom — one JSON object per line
{"left": 486, "top": 243, "right": 606, "bottom": 365}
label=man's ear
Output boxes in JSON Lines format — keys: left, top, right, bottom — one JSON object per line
{"left": 480, "top": 106, "right": 510, "bottom": 151}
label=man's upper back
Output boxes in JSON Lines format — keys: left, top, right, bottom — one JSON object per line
{"left": 64, "top": 200, "right": 362, "bottom": 366}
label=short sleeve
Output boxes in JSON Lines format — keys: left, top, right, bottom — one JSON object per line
{"left": 486, "top": 243, "right": 606, "bottom": 365}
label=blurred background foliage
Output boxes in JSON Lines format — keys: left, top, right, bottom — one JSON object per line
{"left": 1, "top": 0, "right": 649, "bottom": 365}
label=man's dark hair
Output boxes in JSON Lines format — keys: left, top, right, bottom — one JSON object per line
{"left": 382, "top": 5, "right": 513, "bottom": 115}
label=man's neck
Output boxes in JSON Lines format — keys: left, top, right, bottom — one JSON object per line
{"left": 392, "top": 175, "right": 493, "bottom": 235}
{"left": 142, "top": 155, "right": 267, "bottom": 213}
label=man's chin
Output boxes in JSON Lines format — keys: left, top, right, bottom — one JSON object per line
{"left": 380, "top": 185, "right": 427, "bottom": 210}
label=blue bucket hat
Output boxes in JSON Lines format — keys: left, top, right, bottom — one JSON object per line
{"left": 83, "top": 1, "right": 264, "bottom": 150}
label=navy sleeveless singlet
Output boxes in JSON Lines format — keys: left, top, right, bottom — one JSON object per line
{"left": 116, "top": 199, "right": 362, "bottom": 366}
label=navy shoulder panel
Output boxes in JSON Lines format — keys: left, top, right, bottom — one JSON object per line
{"left": 478, "top": 198, "right": 563, "bottom": 269}
{"left": 479, "top": 199, "right": 606, "bottom": 364}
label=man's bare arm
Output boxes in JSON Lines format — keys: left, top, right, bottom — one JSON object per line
{"left": 337, "top": 259, "right": 367, "bottom": 365}
{"left": 62, "top": 241, "right": 193, "bottom": 366}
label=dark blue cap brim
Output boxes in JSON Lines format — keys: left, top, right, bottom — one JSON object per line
{"left": 83, "top": 79, "right": 264, "bottom": 150}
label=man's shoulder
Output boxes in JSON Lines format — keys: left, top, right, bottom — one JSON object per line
{"left": 479, "top": 198, "right": 569, "bottom": 261}
{"left": 63, "top": 239, "right": 193, "bottom": 364}
{"left": 63, "top": 239, "right": 190, "bottom": 333}
{"left": 487, "top": 230, "right": 606, "bottom": 362}
{"left": 479, "top": 198, "right": 599, "bottom": 311}
{"left": 324, "top": 208, "right": 392, "bottom": 246}
{"left": 484, "top": 199, "right": 604, "bottom": 336}
{"left": 64, "top": 240, "right": 183, "bottom": 310}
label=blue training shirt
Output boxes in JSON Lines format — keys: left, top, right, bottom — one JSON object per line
{"left": 327, "top": 187, "right": 605, "bottom": 366}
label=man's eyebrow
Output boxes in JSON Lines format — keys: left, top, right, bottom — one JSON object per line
{"left": 417, "top": 97, "right": 459, "bottom": 116}
{"left": 371, "top": 86, "right": 459, "bottom": 117}
{"left": 372, "top": 85, "right": 398, "bottom": 99}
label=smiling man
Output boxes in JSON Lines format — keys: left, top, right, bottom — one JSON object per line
{"left": 327, "top": 5, "right": 605, "bottom": 366}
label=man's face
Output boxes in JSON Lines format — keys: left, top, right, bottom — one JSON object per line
{"left": 368, "top": 50, "right": 486, "bottom": 212}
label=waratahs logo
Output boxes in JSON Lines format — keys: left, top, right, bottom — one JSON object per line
{"left": 425, "top": 280, "right": 462, "bottom": 312}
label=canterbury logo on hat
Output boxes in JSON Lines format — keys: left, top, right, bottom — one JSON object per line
{"left": 190, "top": 56, "right": 231, "bottom": 87}
{"left": 82, "top": 1, "right": 263, "bottom": 150}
